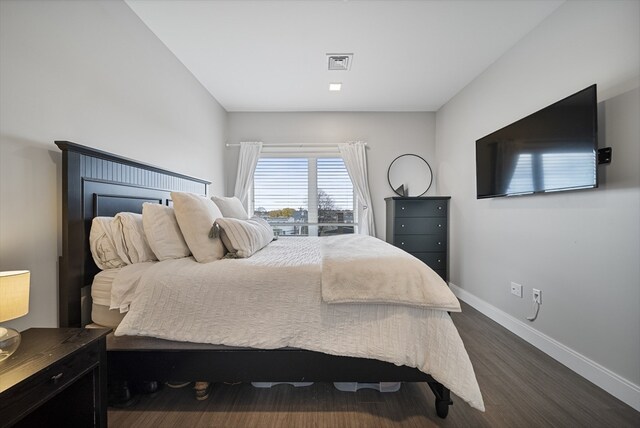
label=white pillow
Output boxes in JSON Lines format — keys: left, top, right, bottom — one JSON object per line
{"left": 142, "top": 203, "right": 191, "bottom": 260}
{"left": 211, "top": 196, "right": 250, "bottom": 219}
{"left": 89, "top": 217, "right": 127, "bottom": 270}
{"left": 112, "top": 212, "right": 157, "bottom": 264}
{"left": 171, "top": 191, "right": 226, "bottom": 263}
{"left": 215, "top": 217, "right": 274, "bottom": 258}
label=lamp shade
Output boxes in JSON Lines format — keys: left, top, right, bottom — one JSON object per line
{"left": 0, "top": 270, "right": 30, "bottom": 322}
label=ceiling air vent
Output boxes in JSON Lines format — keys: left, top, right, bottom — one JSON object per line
{"left": 327, "top": 53, "right": 353, "bottom": 71}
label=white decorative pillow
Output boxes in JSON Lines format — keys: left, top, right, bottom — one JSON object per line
{"left": 211, "top": 196, "right": 249, "bottom": 219}
{"left": 89, "top": 217, "right": 127, "bottom": 270}
{"left": 142, "top": 203, "right": 191, "bottom": 260}
{"left": 171, "top": 191, "right": 226, "bottom": 263}
{"left": 215, "top": 217, "right": 274, "bottom": 258}
{"left": 113, "top": 212, "right": 157, "bottom": 264}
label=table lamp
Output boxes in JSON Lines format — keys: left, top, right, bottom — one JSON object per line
{"left": 0, "top": 270, "right": 30, "bottom": 362}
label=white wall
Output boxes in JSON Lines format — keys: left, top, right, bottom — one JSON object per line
{"left": 0, "top": 0, "right": 227, "bottom": 330}
{"left": 226, "top": 112, "right": 436, "bottom": 239}
{"left": 436, "top": 0, "right": 639, "bottom": 395}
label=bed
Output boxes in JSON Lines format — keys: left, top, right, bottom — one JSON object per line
{"left": 57, "top": 140, "right": 482, "bottom": 419}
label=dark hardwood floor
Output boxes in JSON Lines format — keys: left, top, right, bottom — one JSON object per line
{"left": 108, "top": 302, "right": 640, "bottom": 427}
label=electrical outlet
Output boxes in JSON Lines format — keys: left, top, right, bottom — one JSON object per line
{"left": 533, "top": 288, "right": 542, "bottom": 304}
{"left": 510, "top": 282, "right": 523, "bottom": 298}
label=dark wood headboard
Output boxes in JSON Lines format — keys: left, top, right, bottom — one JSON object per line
{"left": 57, "top": 141, "right": 210, "bottom": 327}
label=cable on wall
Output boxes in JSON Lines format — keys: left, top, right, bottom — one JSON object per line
{"left": 527, "top": 300, "right": 541, "bottom": 322}
{"left": 526, "top": 289, "right": 542, "bottom": 322}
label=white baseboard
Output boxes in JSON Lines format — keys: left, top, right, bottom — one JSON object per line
{"left": 449, "top": 283, "right": 640, "bottom": 412}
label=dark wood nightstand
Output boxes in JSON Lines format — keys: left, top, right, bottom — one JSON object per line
{"left": 0, "top": 328, "right": 110, "bottom": 427}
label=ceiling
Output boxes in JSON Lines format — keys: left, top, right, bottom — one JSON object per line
{"left": 126, "top": 0, "right": 564, "bottom": 112}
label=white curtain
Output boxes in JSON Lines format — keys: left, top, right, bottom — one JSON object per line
{"left": 338, "top": 141, "right": 375, "bottom": 237}
{"left": 233, "top": 141, "right": 263, "bottom": 209}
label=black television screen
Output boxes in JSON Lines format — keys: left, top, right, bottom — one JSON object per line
{"left": 476, "top": 85, "right": 598, "bottom": 199}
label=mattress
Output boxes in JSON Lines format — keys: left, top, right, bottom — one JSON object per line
{"left": 91, "top": 269, "right": 126, "bottom": 328}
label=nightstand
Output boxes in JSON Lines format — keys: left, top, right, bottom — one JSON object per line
{"left": 0, "top": 328, "right": 110, "bottom": 427}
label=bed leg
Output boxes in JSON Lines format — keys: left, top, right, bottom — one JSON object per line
{"left": 427, "top": 381, "right": 452, "bottom": 419}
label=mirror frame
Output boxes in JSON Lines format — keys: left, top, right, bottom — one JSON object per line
{"left": 387, "top": 154, "right": 433, "bottom": 197}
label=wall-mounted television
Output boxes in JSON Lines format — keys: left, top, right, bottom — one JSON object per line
{"left": 475, "top": 84, "right": 598, "bottom": 199}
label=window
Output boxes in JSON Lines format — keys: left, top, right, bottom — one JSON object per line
{"left": 506, "top": 153, "right": 534, "bottom": 195}
{"left": 506, "top": 151, "right": 597, "bottom": 195}
{"left": 541, "top": 152, "right": 596, "bottom": 191}
{"left": 253, "top": 157, "right": 356, "bottom": 236}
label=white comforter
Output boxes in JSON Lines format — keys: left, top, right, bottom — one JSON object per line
{"left": 115, "top": 237, "right": 484, "bottom": 411}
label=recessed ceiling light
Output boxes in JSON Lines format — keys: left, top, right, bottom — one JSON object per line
{"left": 329, "top": 82, "right": 342, "bottom": 92}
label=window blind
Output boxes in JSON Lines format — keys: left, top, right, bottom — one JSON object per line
{"left": 253, "top": 158, "right": 308, "bottom": 212}
{"left": 317, "top": 158, "right": 355, "bottom": 234}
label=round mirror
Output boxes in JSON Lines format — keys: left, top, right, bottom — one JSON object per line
{"left": 387, "top": 154, "right": 433, "bottom": 197}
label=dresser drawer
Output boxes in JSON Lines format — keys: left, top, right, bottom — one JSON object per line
{"left": 411, "top": 252, "right": 447, "bottom": 270}
{"left": 394, "top": 218, "right": 446, "bottom": 235}
{"left": 394, "top": 235, "right": 446, "bottom": 252}
{"left": 395, "top": 200, "right": 447, "bottom": 218}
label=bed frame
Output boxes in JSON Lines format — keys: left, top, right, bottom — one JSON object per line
{"left": 57, "top": 140, "right": 453, "bottom": 418}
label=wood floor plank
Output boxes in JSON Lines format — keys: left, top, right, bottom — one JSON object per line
{"left": 109, "top": 302, "right": 640, "bottom": 427}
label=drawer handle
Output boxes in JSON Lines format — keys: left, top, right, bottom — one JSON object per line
{"left": 438, "top": 224, "right": 442, "bottom": 228}
{"left": 401, "top": 224, "right": 405, "bottom": 228}
{"left": 438, "top": 206, "right": 443, "bottom": 210}
{"left": 401, "top": 242, "right": 405, "bottom": 245}
{"left": 401, "top": 207, "right": 405, "bottom": 210}
{"left": 438, "top": 259, "right": 442, "bottom": 263}
{"left": 438, "top": 242, "right": 442, "bottom": 245}
{"left": 51, "top": 372, "right": 64, "bottom": 384}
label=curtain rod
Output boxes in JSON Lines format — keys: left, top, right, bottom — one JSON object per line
{"left": 225, "top": 142, "right": 367, "bottom": 148}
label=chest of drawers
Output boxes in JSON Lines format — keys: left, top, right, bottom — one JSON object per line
{"left": 385, "top": 197, "right": 450, "bottom": 282}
